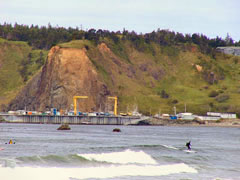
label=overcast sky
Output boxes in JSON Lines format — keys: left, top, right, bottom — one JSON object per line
{"left": 1, "top": 0, "right": 239, "bottom": 41}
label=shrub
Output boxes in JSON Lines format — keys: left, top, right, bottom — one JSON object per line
{"left": 159, "top": 90, "right": 169, "bottom": 98}
{"left": 218, "top": 89, "right": 224, "bottom": 94}
{"left": 221, "top": 86, "right": 227, "bottom": 90}
{"left": 84, "top": 45, "right": 89, "bottom": 50}
{"left": 209, "top": 90, "right": 219, "bottom": 97}
{"left": 216, "top": 119, "right": 222, "bottom": 123}
{"left": 209, "top": 102, "right": 214, "bottom": 107}
{"left": 216, "top": 104, "right": 230, "bottom": 111}
{"left": 172, "top": 99, "right": 178, "bottom": 104}
{"left": 233, "top": 57, "right": 238, "bottom": 64}
{"left": 215, "top": 94, "right": 229, "bottom": 103}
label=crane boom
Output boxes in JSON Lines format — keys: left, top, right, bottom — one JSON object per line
{"left": 73, "top": 96, "right": 88, "bottom": 115}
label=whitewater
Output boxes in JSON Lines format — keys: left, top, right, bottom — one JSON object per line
{"left": 0, "top": 123, "right": 240, "bottom": 180}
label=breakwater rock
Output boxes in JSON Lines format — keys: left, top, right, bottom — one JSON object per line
{"left": 57, "top": 124, "right": 71, "bottom": 130}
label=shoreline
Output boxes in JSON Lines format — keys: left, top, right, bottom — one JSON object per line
{"left": 145, "top": 118, "right": 240, "bottom": 127}
{"left": 1, "top": 116, "right": 240, "bottom": 127}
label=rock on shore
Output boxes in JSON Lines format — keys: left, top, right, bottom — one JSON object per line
{"left": 144, "top": 118, "right": 240, "bottom": 127}
{"left": 57, "top": 124, "right": 71, "bottom": 130}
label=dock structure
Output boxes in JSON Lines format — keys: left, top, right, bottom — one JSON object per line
{"left": 0, "top": 114, "right": 144, "bottom": 125}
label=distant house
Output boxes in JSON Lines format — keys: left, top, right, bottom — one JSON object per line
{"left": 8, "top": 111, "right": 16, "bottom": 115}
{"left": 216, "top": 47, "right": 240, "bottom": 56}
{"left": 196, "top": 116, "right": 221, "bottom": 121}
{"left": 177, "top": 113, "right": 196, "bottom": 120}
{"left": 162, "top": 114, "right": 170, "bottom": 119}
{"left": 16, "top": 110, "right": 27, "bottom": 115}
{"left": 207, "top": 112, "right": 237, "bottom": 119}
{"left": 207, "top": 112, "right": 221, "bottom": 117}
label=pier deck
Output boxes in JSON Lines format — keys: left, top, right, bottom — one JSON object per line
{"left": 0, "top": 114, "right": 144, "bottom": 125}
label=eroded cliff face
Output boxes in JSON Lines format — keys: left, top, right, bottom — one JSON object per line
{"left": 9, "top": 46, "right": 110, "bottom": 112}
{"left": 8, "top": 41, "right": 168, "bottom": 112}
{"left": 5, "top": 39, "right": 240, "bottom": 115}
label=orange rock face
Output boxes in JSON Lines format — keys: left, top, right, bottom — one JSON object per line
{"left": 8, "top": 42, "right": 165, "bottom": 112}
{"left": 9, "top": 46, "right": 110, "bottom": 112}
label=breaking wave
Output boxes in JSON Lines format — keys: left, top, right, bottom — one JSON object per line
{"left": 77, "top": 149, "right": 157, "bottom": 165}
{"left": 0, "top": 154, "right": 92, "bottom": 168}
{"left": 0, "top": 163, "right": 197, "bottom": 180}
{"left": 0, "top": 149, "right": 197, "bottom": 180}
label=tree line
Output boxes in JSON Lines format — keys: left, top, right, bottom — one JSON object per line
{"left": 0, "top": 23, "right": 239, "bottom": 54}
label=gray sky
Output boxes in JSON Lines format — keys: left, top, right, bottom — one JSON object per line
{"left": 1, "top": 0, "right": 239, "bottom": 41}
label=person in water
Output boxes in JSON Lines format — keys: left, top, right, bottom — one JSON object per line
{"left": 186, "top": 141, "right": 191, "bottom": 150}
{"left": 6, "top": 140, "right": 15, "bottom": 144}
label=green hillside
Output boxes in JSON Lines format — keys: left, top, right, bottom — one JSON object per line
{"left": 0, "top": 38, "right": 48, "bottom": 109}
{"left": 59, "top": 38, "right": 240, "bottom": 115}
{"left": 1, "top": 35, "right": 240, "bottom": 116}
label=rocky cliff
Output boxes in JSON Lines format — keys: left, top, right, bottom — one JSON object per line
{"left": 7, "top": 39, "right": 240, "bottom": 115}
{"left": 8, "top": 46, "right": 110, "bottom": 112}
{"left": 8, "top": 40, "right": 166, "bottom": 113}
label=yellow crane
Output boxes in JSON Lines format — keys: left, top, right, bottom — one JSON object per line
{"left": 73, "top": 96, "right": 88, "bottom": 115}
{"left": 108, "top": 96, "right": 118, "bottom": 116}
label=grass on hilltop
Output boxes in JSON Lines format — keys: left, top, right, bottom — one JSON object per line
{"left": 0, "top": 38, "right": 48, "bottom": 108}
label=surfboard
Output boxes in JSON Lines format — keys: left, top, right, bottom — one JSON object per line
{"left": 183, "top": 149, "right": 196, "bottom": 153}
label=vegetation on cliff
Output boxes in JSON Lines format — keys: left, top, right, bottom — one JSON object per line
{"left": 57, "top": 38, "right": 240, "bottom": 116}
{"left": 0, "top": 38, "right": 48, "bottom": 109}
{"left": 0, "top": 23, "right": 239, "bottom": 52}
{"left": 1, "top": 23, "right": 240, "bottom": 116}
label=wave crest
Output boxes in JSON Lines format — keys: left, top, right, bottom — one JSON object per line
{"left": 77, "top": 149, "right": 157, "bottom": 165}
{"left": 0, "top": 163, "right": 197, "bottom": 180}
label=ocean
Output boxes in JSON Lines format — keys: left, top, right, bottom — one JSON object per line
{"left": 0, "top": 123, "right": 239, "bottom": 180}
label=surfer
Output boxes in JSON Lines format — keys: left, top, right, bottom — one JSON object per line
{"left": 186, "top": 141, "right": 191, "bottom": 150}
{"left": 5, "top": 140, "right": 15, "bottom": 144}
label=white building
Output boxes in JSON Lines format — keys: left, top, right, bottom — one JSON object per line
{"left": 177, "top": 113, "right": 196, "bottom": 120}
{"left": 196, "top": 116, "right": 221, "bottom": 121}
{"left": 216, "top": 47, "right": 240, "bottom": 56}
{"left": 207, "top": 112, "right": 237, "bottom": 119}
{"left": 16, "top": 110, "right": 27, "bottom": 115}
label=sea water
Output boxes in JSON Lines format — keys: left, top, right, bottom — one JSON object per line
{"left": 0, "top": 123, "right": 239, "bottom": 180}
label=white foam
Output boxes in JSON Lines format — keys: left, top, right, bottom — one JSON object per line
{"left": 0, "top": 163, "right": 197, "bottom": 180}
{"left": 183, "top": 150, "right": 196, "bottom": 153}
{"left": 78, "top": 149, "right": 158, "bottom": 165}
{"left": 162, "top": 145, "right": 179, "bottom": 150}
